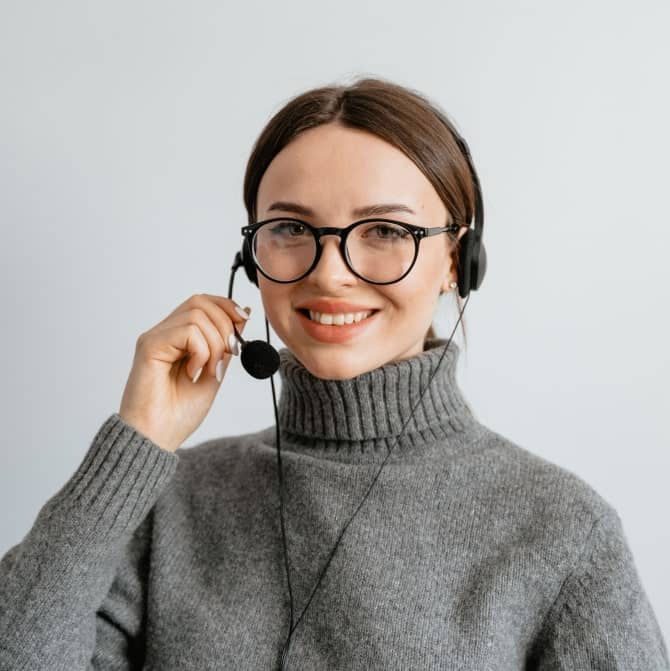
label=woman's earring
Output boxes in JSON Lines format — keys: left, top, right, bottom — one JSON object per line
{"left": 439, "top": 280, "right": 458, "bottom": 296}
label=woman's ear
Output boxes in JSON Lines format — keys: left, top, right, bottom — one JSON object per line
{"left": 439, "top": 230, "right": 463, "bottom": 295}
{"left": 439, "top": 253, "right": 459, "bottom": 294}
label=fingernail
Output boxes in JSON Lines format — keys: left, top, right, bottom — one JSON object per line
{"left": 235, "top": 306, "right": 251, "bottom": 320}
{"left": 192, "top": 366, "right": 203, "bottom": 384}
{"left": 228, "top": 333, "right": 239, "bottom": 356}
{"left": 216, "top": 359, "right": 224, "bottom": 382}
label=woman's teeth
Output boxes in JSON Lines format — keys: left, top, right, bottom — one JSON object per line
{"left": 308, "top": 310, "right": 373, "bottom": 325}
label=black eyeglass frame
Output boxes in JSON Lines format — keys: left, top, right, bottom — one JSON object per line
{"left": 240, "top": 217, "right": 466, "bottom": 285}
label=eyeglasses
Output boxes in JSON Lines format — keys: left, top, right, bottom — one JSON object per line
{"left": 241, "top": 217, "right": 465, "bottom": 285}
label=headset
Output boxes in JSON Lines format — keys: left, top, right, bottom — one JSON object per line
{"left": 226, "top": 121, "right": 487, "bottom": 670}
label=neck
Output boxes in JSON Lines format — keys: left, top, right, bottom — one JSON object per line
{"left": 274, "top": 337, "right": 483, "bottom": 464}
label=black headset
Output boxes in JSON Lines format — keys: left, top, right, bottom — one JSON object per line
{"left": 227, "top": 119, "right": 487, "bottom": 670}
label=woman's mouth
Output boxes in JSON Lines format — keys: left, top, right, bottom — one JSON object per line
{"left": 295, "top": 308, "right": 379, "bottom": 343}
{"left": 302, "top": 309, "right": 374, "bottom": 325}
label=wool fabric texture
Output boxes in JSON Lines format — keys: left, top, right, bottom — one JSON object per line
{"left": 0, "top": 337, "right": 668, "bottom": 670}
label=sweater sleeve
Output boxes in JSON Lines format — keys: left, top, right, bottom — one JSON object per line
{"left": 0, "top": 413, "right": 179, "bottom": 671}
{"left": 528, "top": 506, "right": 670, "bottom": 670}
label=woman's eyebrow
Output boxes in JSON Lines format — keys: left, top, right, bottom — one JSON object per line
{"left": 267, "top": 201, "right": 417, "bottom": 217}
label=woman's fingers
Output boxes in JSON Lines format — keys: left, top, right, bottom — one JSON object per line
{"left": 119, "top": 293, "right": 252, "bottom": 453}
{"left": 153, "top": 295, "right": 251, "bottom": 380}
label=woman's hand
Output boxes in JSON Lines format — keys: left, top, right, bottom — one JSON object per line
{"left": 118, "top": 294, "right": 251, "bottom": 453}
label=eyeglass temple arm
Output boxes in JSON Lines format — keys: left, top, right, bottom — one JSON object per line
{"left": 422, "top": 224, "right": 463, "bottom": 237}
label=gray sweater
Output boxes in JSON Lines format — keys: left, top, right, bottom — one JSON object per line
{"left": 0, "top": 337, "right": 667, "bottom": 670}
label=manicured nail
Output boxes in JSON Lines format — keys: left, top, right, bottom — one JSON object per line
{"left": 235, "top": 306, "right": 251, "bottom": 320}
{"left": 192, "top": 366, "right": 203, "bottom": 384}
{"left": 228, "top": 333, "right": 239, "bottom": 356}
{"left": 216, "top": 359, "right": 224, "bottom": 382}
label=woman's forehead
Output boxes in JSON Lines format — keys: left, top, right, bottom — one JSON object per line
{"left": 257, "top": 126, "right": 443, "bottom": 220}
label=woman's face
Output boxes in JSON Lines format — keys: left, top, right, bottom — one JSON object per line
{"left": 255, "top": 122, "right": 465, "bottom": 380}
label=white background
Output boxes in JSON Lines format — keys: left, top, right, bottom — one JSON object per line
{"left": 1, "top": 0, "right": 668, "bottom": 640}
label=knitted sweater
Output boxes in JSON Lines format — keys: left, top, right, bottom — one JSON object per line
{"left": 0, "top": 337, "right": 667, "bottom": 670}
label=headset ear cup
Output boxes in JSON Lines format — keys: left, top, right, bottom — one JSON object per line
{"left": 457, "top": 229, "right": 474, "bottom": 299}
{"left": 472, "top": 239, "right": 487, "bottom": 291}
{"left": 241, "top": 236, "right": 259, "bottom": 287}
{"left": 456, "top": 229, "right": 487, "bottom": 298}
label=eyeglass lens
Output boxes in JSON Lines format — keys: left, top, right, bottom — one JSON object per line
{"left": 252, "top": 219, "right": 416, "bottom": 283}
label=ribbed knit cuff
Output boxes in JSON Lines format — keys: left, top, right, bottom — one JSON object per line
{"left": 0, "top": 413, "right": 179, "bottom": 664}
{"left": 42, "top": 412, "right": 179, "bottom": 543}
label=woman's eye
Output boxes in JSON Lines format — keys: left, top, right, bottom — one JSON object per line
{"left": 271, "top": 222, "right": 306, "bottom": 236}
{"left": 371, "top": 224, "right": 408, "bottom": 238}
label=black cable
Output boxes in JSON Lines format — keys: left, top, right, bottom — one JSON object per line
{"left": 265, "top": 318, "right": 296, "bottom": 669}
{"left": 227, "top": 265, "right": 296, "bottom": 668}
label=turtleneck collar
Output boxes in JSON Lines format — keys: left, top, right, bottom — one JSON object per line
{"left": 275, "top": 337, "right": 483, "bottom": 463}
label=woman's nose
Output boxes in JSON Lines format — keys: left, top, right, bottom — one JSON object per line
{"left": 308, "top": 236, "right": 357, "bottom": 284}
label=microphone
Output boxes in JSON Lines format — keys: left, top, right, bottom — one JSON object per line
{"left": 231, "top": 323, "right": 280, "bottom": 379}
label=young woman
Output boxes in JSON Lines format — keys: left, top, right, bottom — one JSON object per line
{"left": 1, "top": 77, "right": 667, "bottom": 670}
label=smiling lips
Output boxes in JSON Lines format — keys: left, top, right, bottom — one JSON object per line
{"left": 295, "top": 307, "right": 379, "bottom": 343}
{"left": 294, "top": 299, "right": 381, "bottom": 342}
{"left": 306, "top": 309, "right": 374, "bottom": 325}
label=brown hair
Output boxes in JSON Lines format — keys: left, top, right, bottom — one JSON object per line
{"left": 243, "top": 76, "right": 476, "bottom": 350}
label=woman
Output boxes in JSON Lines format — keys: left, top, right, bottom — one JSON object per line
{"left": 1, "top": 77, "right": 667, "bottom": 670}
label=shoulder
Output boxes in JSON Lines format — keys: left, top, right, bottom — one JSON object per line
{"left": 446, "top": 425, "right": 632, "bottom": 587}
{"left": 463, "top": 424, "right": 617, "bottom": 532}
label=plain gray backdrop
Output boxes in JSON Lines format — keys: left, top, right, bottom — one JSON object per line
{"left": 1, "top": 0, "right": 668, "bottom": 639}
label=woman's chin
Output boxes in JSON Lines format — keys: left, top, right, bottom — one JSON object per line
{"left": 292, "top": 346, "right": 376, "bottom": 381}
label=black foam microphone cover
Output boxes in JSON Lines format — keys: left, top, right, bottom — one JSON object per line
{"left": 240, "top": 339, "right": 280, "bottom": 379}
